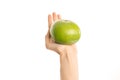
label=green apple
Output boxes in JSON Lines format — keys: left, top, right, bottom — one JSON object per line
{"left": 50, "top": 20, "right": 81, "bottom": 45}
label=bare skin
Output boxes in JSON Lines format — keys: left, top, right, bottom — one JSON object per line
{"left": 45, "top": 12, "right": 79, "bottom": 80}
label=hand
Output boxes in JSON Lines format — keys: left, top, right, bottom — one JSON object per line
{"left": 45, "top": 12, "right": 77, "bottom": 55}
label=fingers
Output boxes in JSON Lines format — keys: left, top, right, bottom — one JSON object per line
{"left": 53, "top": 12, "right": 62, "bottom": 21}
{"left": 57, "top": 14, "right": 61, "bottom": 19}
{"left": 48, "top": 15, "right": 52, "bottom": 28}
{"left": 48, "top": 12, "right": 61, "bottom": 28}
{"left": 47, "top": 15, "right": 52, "bottom": 47}
{"left": 48, "top": 12, "right": 61, "bottom": 24}
{"left": 47, "top": 14, "right": 53, "bottom": 45}
{"left": 53, "top": 12, "right": 58, "bottom": 21}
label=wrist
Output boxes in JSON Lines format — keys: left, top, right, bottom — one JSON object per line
{"left": 60, "top": 47, "right": 77, "bottom": 56}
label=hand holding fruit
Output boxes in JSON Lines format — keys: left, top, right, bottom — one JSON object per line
{"left": 45, "top": 12, "right": 80, "bottom": 55}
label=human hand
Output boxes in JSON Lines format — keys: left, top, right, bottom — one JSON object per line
{"left": 45, "top": 12, "right": 77, "bottom": 55}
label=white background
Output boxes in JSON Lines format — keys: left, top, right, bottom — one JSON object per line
{"left": 0, "top": 0, "right": 120, "bottom": 80}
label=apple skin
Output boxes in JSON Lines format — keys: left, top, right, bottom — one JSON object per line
{"left": 50, "top": 20, "right": 81, "bottom": 45}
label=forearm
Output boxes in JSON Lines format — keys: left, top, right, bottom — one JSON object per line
{"left": 60, "top": 50, "right": 79, "bottom": 80}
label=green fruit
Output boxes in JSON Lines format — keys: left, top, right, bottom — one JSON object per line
{"left": 50, "top": 20, "right": 81, "bottom": 45}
